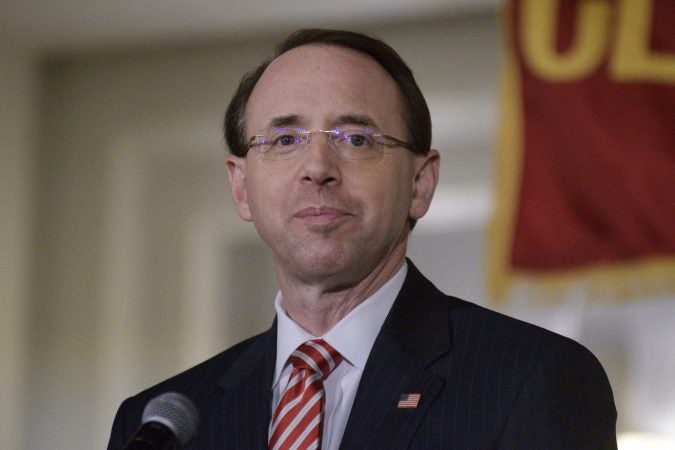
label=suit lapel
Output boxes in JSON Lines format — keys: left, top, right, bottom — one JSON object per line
{"left": 216, "top": 323, "right": 276, "bottom": 450}
{"left": 340, "top": 261, "right": 452, "bottom": 449}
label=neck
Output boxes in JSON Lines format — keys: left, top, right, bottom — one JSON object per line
{"left": 277, "top": 243, "right": 407, "bottom": 336}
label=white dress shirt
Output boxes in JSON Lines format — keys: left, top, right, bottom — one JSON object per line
{"left": 271, "top": 263, "right": 407, "bottom": 450}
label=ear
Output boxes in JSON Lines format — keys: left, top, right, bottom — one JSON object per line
{"left": 409, "top": 149, "right": 440, "bottom": 221}
{"left": 226, "top": 154, "right": 253, "bottom": 222}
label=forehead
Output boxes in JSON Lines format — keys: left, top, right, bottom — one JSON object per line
{"left": 245, "top": 44, "right": 406, "bottom": 132}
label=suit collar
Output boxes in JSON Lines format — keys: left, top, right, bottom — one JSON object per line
{"left": 217, "top": 321, "right": 277, "bottom": 391}
{"left": 340, "top": 259, "right": 451, "bottom": 449}
{"left": 216, "top": 322, "right": 276, "bottom": 449}
{"left": 380, "top": 259, "right": 452, "bottom": 366}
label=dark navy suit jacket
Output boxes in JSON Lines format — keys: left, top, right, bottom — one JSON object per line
{"left": 108, "top": 261, "right": 617, "bottom": 449}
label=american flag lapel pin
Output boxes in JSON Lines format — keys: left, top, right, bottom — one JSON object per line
{"left": 397, "top": 393, "right": 421, "bottom": 409}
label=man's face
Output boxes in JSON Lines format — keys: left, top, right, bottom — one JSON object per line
{"left": 227, "top": 44, "right": 438, "bottom": 286}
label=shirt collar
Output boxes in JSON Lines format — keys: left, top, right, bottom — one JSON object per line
{"left": 273, "top": 262, "right": 407, "bottom": 385}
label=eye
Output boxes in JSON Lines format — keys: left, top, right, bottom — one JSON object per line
{"left": 347, "top": 134, "right": 366, "bottom": 147}
{"left": 275, "top": 134, "right": 299, "bottom": 146}
{"left": 270, "top": 128, "right": 302, "bottom": 147}
{"left": 341, "top": 129, "right": 374, "bottom": 148}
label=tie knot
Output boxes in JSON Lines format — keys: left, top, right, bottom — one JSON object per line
{"left": 290, "top": 339, "right": 342, "bottom": 378}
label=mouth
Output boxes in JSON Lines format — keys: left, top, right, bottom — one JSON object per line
{"left": 294, "top": 206, "right": 352, "bottom": 226}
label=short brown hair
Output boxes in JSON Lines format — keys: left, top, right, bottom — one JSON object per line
{"left": 224, "top": 29, "right": 432, "bottom": 158}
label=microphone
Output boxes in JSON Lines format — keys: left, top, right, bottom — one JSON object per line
{"left": 124, "top": 392, "right": 199, "bottom": 449}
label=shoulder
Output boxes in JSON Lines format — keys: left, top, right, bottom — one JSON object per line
{"left": 138, "top": 330, "right": 268, "bottom": 401}
{"left": 429, "top": 294, "right": 616, "bottom": 446}
{"left": 404, "top": 261, "right": 602, "bottom": 368}
{"left": 402, "top": 261, "right": 612, "bottom": 401}
{"left": 437, "top": 300, "right": 616, "bottom": 447}
{"left": 448, "top": 296, "right": 590, "bottom": 356}
{"left": 107, "top": 329, "right": 272, "bottom": 449}
{"left": 385, "top": 262, "right": 617, "bottom": 447}
{"left": 451, "top": 303, "right": 618, "bottom": 447}
{"left": 441, "top": 295, "right": 609, "bottom": 386}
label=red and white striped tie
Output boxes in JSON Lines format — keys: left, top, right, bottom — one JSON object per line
{"left": 269, "top": 339, "right": 342, "bottom": 450}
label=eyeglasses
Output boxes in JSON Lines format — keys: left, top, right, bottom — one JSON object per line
{"left": 246, "top": 126, "right": 413, "bottom": 161}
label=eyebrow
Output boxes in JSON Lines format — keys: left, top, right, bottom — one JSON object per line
{"left": 336, "top": 114, "right": 378, "bottom": 128}
{"left": 265, "top": 114, "right": 379, "bottom": 129}
{"left": 268, "top": 115, "right": 301, "bottom": 128}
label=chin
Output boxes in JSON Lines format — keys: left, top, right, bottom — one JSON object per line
{"left": 296, "top": 251, "right": 374, "bottom": 283}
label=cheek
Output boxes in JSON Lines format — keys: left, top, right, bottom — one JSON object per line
{"left": 354, "top": 164, "right": 414, "bottom": 221}
{"left": 245, "top": 168, "right": 286, "bottom": 219}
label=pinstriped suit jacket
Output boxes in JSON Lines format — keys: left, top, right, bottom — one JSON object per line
{"left": 108, "top": 261, "right": 617, "bottom": 449}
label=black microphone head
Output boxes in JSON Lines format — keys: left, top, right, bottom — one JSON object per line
{"left": 142, "top": 392, "right": 199, "bottom": 446}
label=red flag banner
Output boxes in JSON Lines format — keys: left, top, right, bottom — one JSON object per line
{"left": 489, "top": 0, "right": 675, "bottom": 301}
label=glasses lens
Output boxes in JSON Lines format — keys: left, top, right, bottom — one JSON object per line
{"left": 251, "top": 126, "right": 396, "bottom": 161}
{"left": 260, "top": 127, "right": 305, "bottom": 160}
{"left": 333, "top": 127, "right": 381, "bottom": 160}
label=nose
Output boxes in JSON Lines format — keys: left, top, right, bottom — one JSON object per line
{"left": 299, "top": 131, "right": 342, "bottom": 186}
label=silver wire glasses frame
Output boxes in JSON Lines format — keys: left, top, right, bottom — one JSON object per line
{"left": 246, "top": 126, "right": 413, "bottom": 161}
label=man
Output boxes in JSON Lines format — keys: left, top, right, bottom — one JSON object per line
{"left": 108, "top": 29, "right": 617, "bottom": 449}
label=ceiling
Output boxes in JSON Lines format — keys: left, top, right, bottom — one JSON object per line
{"left": 1, "top": 0, "right": 499, "bottom": 53}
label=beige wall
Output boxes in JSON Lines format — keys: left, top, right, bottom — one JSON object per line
{"left": 0, "top": 49, "right": 37, "bottom": 450}
{"left": 3, "top": 13, "right": 674, "bottom": 449}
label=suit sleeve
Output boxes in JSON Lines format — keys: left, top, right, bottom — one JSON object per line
{"left": 497, "top": 338, "right": 617, "bottom": 449}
